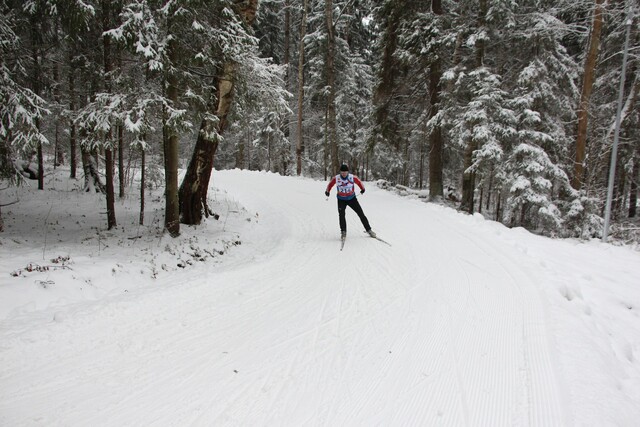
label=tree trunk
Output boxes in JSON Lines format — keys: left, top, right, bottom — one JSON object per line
{"left": 30, "top": 15, "right": 44, "bottom": 190}
{"left": 325, "top": 0, "right": 339, "bottom": 174}
{"left": 52, "top": 20, "right": 64, "bottom": 168}
{"left": 296, "top": 0, "right": 308, "bottom": 176}
{"left": 102, "top": 0, "right": 116, "bottom": 230}
{"left": 163, "top": 30, "right": 180, "bottom": 236}
{"left": 419, "top": 126, "right": 425, "bottom": 189}
{"left": 69, "top": 53, "right": 77, "bottom": 179}
{"left": 118, "top": 125, "right": 125, "bottom": 198}
{"left": 572, "top": 0, "right": 606, "bottom": 190}
{"left": 178, "top": 0, "right": 259, "bottom": 225}
{"left": 460, "top": 0, "right": 486, "bottom": 213}
{"left": 460, "top": 140, "right": 477, "bottom": 213}
{"left": 630, "top": 159, "right": 638, "bottom": 218}
{"left": 428, "top": 0, "right": 444, "bottom": 199}
{"left": 140, "top": 143, "right": 145, "bottom": 225}
{"left": 179, "top": 65, "right": 233, "bottom": 225}
{"left": 36, "top": 122, "right": 44, "bottom": 189}
{"left": 105, "top": 147, "right": 117, "bottom": 229}
{"left": 81, "top": 145, "right": 105, "bottom": 193}
{"left": 282, "top": 0, "right": 291, "bottom": 171}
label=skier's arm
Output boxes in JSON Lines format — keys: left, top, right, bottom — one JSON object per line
{"left": 325, "top": 177, "right": 337, "bottom": 194}
{"left": 354, "top": 176, "right": 365, "bottom": 193}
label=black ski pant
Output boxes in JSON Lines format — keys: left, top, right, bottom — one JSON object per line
{"left": 338, "top": 197, "right": 371, "bottom": 232}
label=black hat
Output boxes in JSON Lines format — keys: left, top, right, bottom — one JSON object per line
{"left": 339, "top": 164, "right": 349, "bottom": 172}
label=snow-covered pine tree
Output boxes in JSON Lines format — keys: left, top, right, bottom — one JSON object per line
{"left": 394, "top": 0, "right": 454, "bottom": 194}
{"left": 370, "top": 0, "right": 421, "bottom": 185}
{"left": 0, "top": 1, "right": 49, "bottom": 184}
{"left": 302, "top": 0, "right": 374, "bottom": 178}
{"left": 503, "top": 2, "right": 581, "bottom": 234}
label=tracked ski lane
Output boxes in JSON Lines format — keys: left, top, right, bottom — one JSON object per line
{"left": 0, "top": 170, "right": 568, "bottom": 426}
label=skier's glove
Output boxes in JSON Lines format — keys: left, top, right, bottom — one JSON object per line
{"left": 325, "top": 191, "right": 330, "bottom": 197}
{"left": 360, "top": 189, "right": 365, "bottom": 194}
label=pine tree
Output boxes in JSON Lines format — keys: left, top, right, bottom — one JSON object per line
{"left": 0, "top": 0, "right": 49, "bottom": 182}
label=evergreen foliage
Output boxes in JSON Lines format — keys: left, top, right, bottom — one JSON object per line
{"left": 0, "top": 0, "right": 637, "bottom": 240}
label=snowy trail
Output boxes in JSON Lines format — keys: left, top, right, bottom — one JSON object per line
{"left": 0, "top": 170, "right": 568, "bottom": 426}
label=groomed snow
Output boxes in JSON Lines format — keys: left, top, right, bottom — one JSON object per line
{"left": 1, "top": 168, "right": 639, "bottom": 426}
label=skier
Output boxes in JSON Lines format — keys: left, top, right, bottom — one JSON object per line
{"left": 325, "top": 164, "right": 376, "bottom": 239}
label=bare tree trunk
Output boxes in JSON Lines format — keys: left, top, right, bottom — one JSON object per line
{"left": 52, "top": 20, "right": 64, "bottom": 168}
{"left": 630, "top": 159, "right": 638, "bottom": 218}
{"left": 30, "top": 14, "right": 44, "bottom": 190}
{"left": 179, "top": 65, "right": 233, "bottom": 225}
{"left": 428, "top": 0, "right": 444, "bottom": 200}
{"left": 460, "top": 140, "right": 478, "bottom": 213}
{"left": 178, "top": 0, "right": 259, "bottom": 225}
{"left": 118, "top": 125, "right": 125, "bottom": 198}
{"left": 140, "top": 142, "right": 145, "bottom": 225}
{"left": 460, "top": 0, "right": 486, "bottom": 213}
{"left": 296, "top": 0, "right": 308, "bottom": 176}
{"left": 419, "top": 133, "right": 425, "bottom": 190}
{"left": 69, "top": 53, "right": 77, "bottom": 179}
{"left": 572, "top": 0, "right": 606, "bottom": 190}
{"left": 105, "top": 147, "right": 116, "bottom": 229}
{"left": 81, "top": 144, "right": 105, "bottom": 193}
{"left": 102, "top": 0, "right": 116, "bottom": 230}
{"left": 325, "top": 0, "right": 338, "bottom": 174}
{"left": 36, "top": 120, "right": 44, "bottom": 189}
{"left": 486, "top": 166, "right": 493, "bottom": 211}
{"left": 163, "top": 30, "right": 180, "bottom": 236}
{"left": 282, "top": 0, "right": 291, "bottom": 174}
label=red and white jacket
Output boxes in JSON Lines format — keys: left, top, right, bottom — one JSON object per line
{"left": 326, "top": 173, "right": 365, "bottom": 200}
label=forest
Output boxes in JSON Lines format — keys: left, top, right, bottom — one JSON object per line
{"left": 0, "top": 0, "right": 638, "bottom": 242}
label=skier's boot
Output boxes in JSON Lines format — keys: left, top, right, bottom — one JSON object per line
{"left": 341, "top": 230, "right": 347, "bottom": 240}
{"left": 366, "top": 229, "right": 376, "bottom": 238}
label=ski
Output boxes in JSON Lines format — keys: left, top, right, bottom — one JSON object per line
{"left": 366, "top": 231, "right": 391, "bottom": 246}
{"left": 372, "top": 236, "right": 391, "bottom": 246}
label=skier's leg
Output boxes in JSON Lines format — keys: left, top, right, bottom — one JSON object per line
{"left": 348, "top": 198, "right": 371, "bottom": 231}
{"left": 337, "top": 199, "right": 347, "bottom": 234}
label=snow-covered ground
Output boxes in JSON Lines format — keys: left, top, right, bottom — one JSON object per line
{"left": 1, "top": 168, "right": 639, "bottom": 426}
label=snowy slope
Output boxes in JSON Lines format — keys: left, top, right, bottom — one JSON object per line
{"left": 1, "top": 169, "right": 639, "bottom": 426}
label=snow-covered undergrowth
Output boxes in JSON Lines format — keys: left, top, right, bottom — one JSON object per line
{"left": 0, "top": 167, "right": 253, "bottom": 320}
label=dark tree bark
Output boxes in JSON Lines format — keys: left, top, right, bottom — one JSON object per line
{"left": 372, "top": 1, "right": 403, "bottom": 152}
{"left": 178, "top": 0, "right": 259, "bottom": 225}
{"left": 69, "top": 52, "right": 77, "bottom": 179}
{"left": 573, "top": 0, "right": 606, "bottom": 190}
{"left": 30, "top": 14, "right": 44, "bottom": 190}
{"left": 630, "top": 159, "right": 638, "bottom": 218}
{"left": 296, "top": 0, "right": 308, "bottom": 176}
{"left": 52, "top": 19, "right": 64, "bottom": 168}
{"left": 179, "top": 63, "right": 235, "bottom": 225}
{"left": 102, "top": 0, "right": 116, "bottom": 230}
{"left": 460, "top": 0, "right": 487, "bottom": 213}
{"left": 140, "top": 142, "right": 146, "bottom": 225}
{"left": 428, "top": 0, "right": 444, "bottom": 200}
{"left": 163, "top": 27, "right": 181, "bottom": 236}
{"left": 118, "top": 125, "right": 125, "bottom": 198}
{"left": 325, "top": 0, "right": 338, "bottom": 174}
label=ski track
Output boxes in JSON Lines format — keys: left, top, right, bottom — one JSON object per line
{"left": 0, "top": 170, "right": 568, "bottom": 426}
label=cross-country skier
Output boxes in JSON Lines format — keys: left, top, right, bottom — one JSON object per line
{"left": 325, "top": 164, "right": 376, "bottom": 239}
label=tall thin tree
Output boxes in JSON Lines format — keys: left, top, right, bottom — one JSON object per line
{"left": 296, "top": 0, "right": 308, "bottom": 175}
{"left": 573, "top": 0, "right": 606, "bottom": 190}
